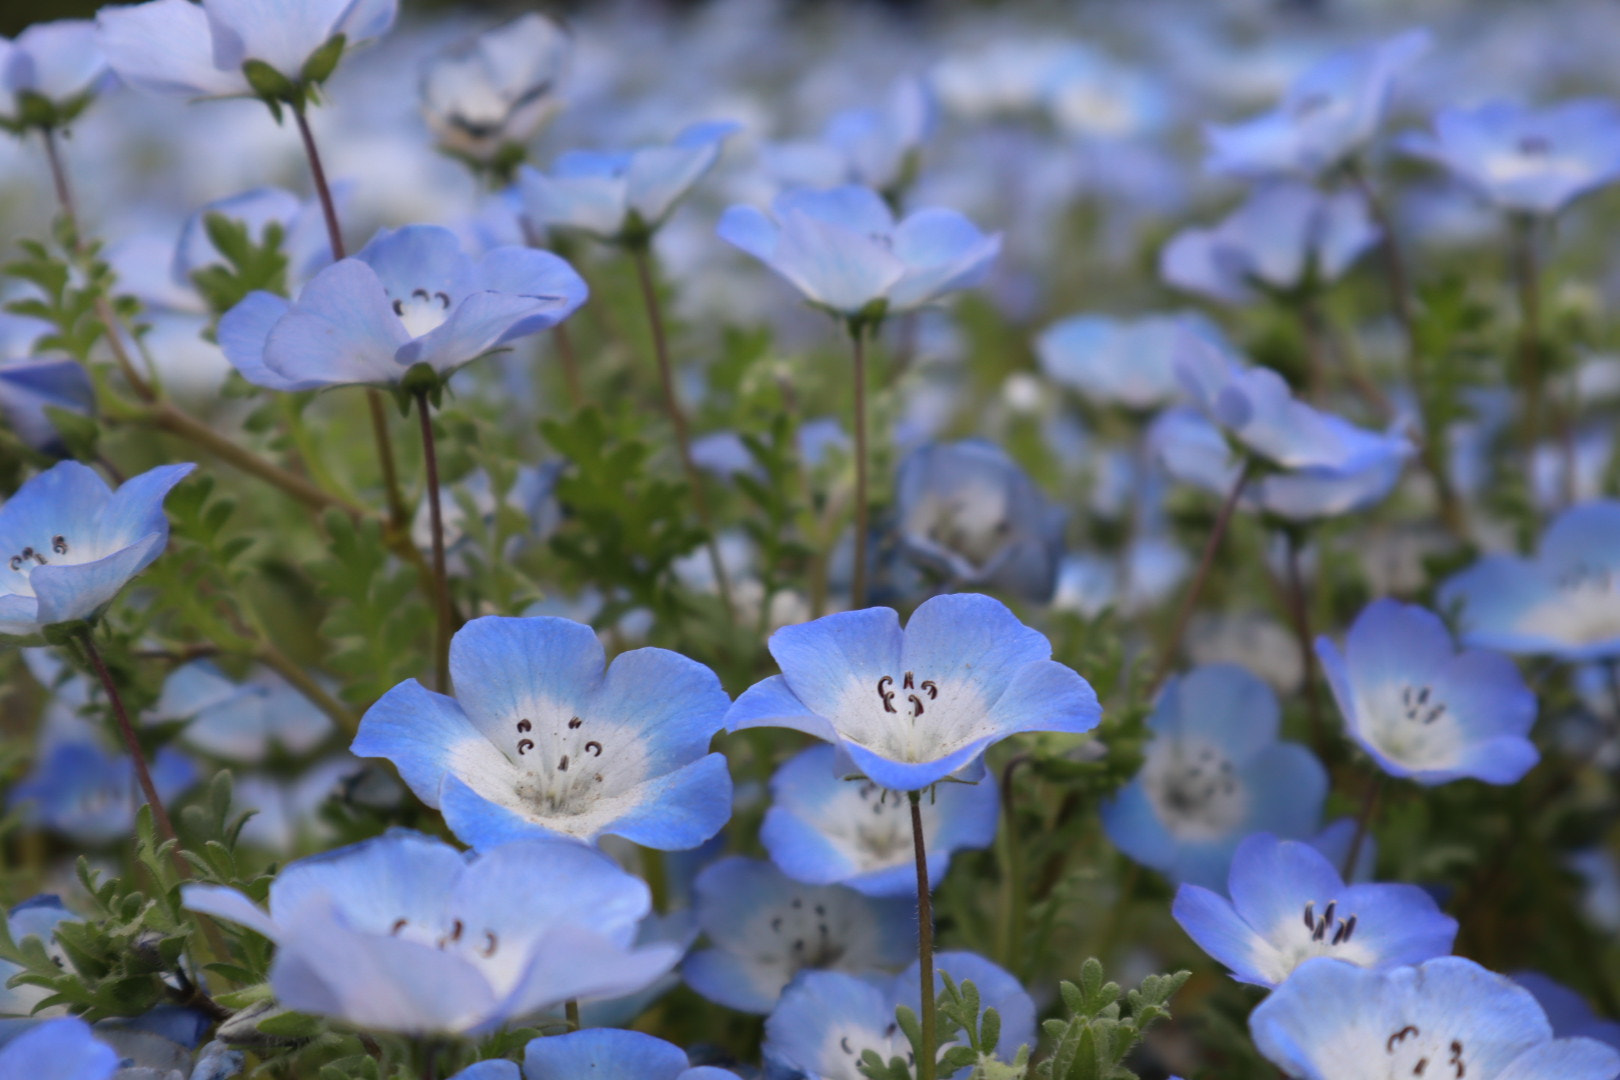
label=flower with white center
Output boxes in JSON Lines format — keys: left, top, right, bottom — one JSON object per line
{"left": 422, "top": 13, "right": 568, "bottom": 167}
{"left": 183, "top": 829, "right": 681, "bottom": 1035}
{"left": 352, "top": 615, "right": 733, "bottom": 851}
{"left": 725, "top": 593, "right": 1101, "bottom": 792}
{"left": 1100, "top": 664, "right": 1327, "bottom": 889}
{"left": 1438, "top": 500, "right": 1620, "bottom": 661}
{"left": 1172, "top": 833, "right": 1457, "bottom": 988}
{"left": 1316, "top": 599, "right": 1538, "bottom": 786}
{"left": 681, "top": 856, "right": 915, "bottom": 1014}
{"left": 0, "top": 20, "right": 106, "bottom": 133}
{"left": 0, "top": 461, "right": 194, "bottom": 644}
{"left": 760, "top": 743, "right": 999, "bottom": 896}
{"left": 1250, "top": 956, "right": 1620, "bottom": 1080}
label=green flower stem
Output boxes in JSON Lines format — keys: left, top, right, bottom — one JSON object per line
{"left": 1342, "top": 773, "right": 1385, "bottom": 881}
{"left": 909, "top": 789, "right": 937, "bottom": 1080}
{"left": 415, "top": 391, "right": 453, "bottom": 693}
{"left": 1510, "top": 215, "right": 1571, "bottom": 502}
{"left": 565, "top": 999, "right": 581, "bottom": 1031}
{"left": 850, "top": 323, "right": 871, "bottom": 608}
{"left": 1281, "top": 528, "right": 1326, "bottom": 758}
{"left": 551, "top": 321, "right": 585, "bottom": 409}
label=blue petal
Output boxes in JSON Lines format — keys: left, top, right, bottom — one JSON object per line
{"left": 261, "top": 260, "right": 410, "bottom": 387}
{"left": 1172, "top": 884, "right": 1267, "bottom": 984}
{"left": 352, "top": 679, "right": 513, "bottom": 809}
{"left": 1235, "top": 742, "right": 1328, "bottom": 844}
{"left": 445, "top": 1063, "right": 519, "bottom": 1080}
{"left": 1150, "top": 665, "right": 1280, "bottom": 764}
{"left": 1226, "top": 834, "right": 1342, "bottom": 935}
{"left": 725, "top": 675, "right": 840, "bottom": 743}
{"left": 448, "top": 615, "right": 604, "bottom": 746}
{"left": 96, "top": 0, "right": 245, "bottom": 97}
{"left": 266, "top": 829, "right": 465, "bottom": 934}
{"left": 769, "top": 607, "right": 904, "bottom": 723}
{"left": 716, "top": 205, "right": 779, "bottom": 262}
{"left": 587, "top": 646, "right": 730, "bottom": 774}
{"left": 439, "top": 772, "right": 556, "bottom": 849}
{"left": 597, "top": 753, "right": 733, "bottom": 850}
{"left": 774, "top": 186, "right": 895, "bottom": 234}
{"left": 1099, "top": 779, "right": 1177, "bottom": 873}
{"left": 770, "top": 208, "right": 907, "bottom": 312}
{"left": 0, "top": 1017, "right": 117, "bottom": 1080}
{"left": 522, "top": 1029, "right": 688, "bottom": 1080}
{"left": 219, "top": 292, "right": 312, "bottom": 391}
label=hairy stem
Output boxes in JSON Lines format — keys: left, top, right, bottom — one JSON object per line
{"left": 1149, "top": 461, "right": 1252, "bottom": 693}
{"left": 416, "top": 391, "right": 452, "bottom": 693}
{"left": 909, "top": 790, "right": 937, "bottom": 1080}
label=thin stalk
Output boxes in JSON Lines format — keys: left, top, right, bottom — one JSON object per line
{"left": 416, "top": 392, "right": 452, "bottom": 693}
{"left": 292, "top": 102, "right": 408, "bottom": 529}
{"left": 996, "top": 756, "right": 1032, "bottom": 971}
{"left": 565, "top": 999, "right": 581, "bottom": 1031}
{"left": 1148, "top": 461, "right": 1252, "bottom": 693}
{"left": 254, "top": 640, "right": 358, "bottom": 733}
{"left": 629, "top": 246, "right": 737, "bottom": 620}
{"left": 908, "top": 790, "right": 937, "bottom": 1080}
{"left": 1342, "top": 773, "right": 1385, "bottom": 881}
{"left": 551, "top": 323, "right": 585, "bottom": 409}
{"left": 851, "top": 325, "right": 871, "bottom": 608}
{"left": 78, "top": 632, "right": 182, "bottom": 857}
{"left": 1281, "top": 530, "right": 1325, "bottom": 756}
{"left": 1510, "top": 216, "right": 1569, "bottom": 502}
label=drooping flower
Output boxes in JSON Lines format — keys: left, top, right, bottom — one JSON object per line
{"left": 725, "top": 593, "right": 1101, "bottom": 791}
{"left": 1399, "top": 100, "right": 1620, "bottom": 217}
{"left": 1437, "top": 500, "right": 1620, "bottom": 661}
{"left": 353, "top": 615, "right": 732, "bottom": 851}
{"left": 1100, "top": 664, "right": 1328, "bottom": 889}
{"left": 183, "top": 829, "right": 681, "bottom": 1034}
{"left": 523, "top": 1029, "right": 741, "bottom": 1080}
{"left": 1035, "top": 311, "right": 1222, "bottom": 412}
{"left": 96, "top": 0, "right": 396, "bottom": 101}
{"left": 760, "top": 743, "right": 999, "bottom": 896}
{"left": 518, "top": 122, "right": 738, "bottom": 247}
{"left": 149, "top": 659, "right": 332, "bottom": 761}
{"left": 1316, "top": 599, "right": 1538, "bottom": 785}
{"left": 0, "top": 1017, "right": 117, "bottom": 1080}
{"left": 892, "top": 440, "right": 1066, "bottom": 603}
{"left": 1203, "top": 29, "right": 1430, "bottom": 179}
{"left": 217, "top": 224, "right": 586, "bottom": 393}
{"left": 1172, "top": 833, "right": 1457, "bottom": 988}
{"left": 1249, "top": 956, "right": 1620, "bottom": 1080}
{"left": 422, "top": 13, "right": 568, "bottom": 169}
{"left": 0, "top": 461, "right": 195, "bottom": 644}
{"left": 717, "top": 185, "right": 1001, "bottom": 322}
{"left": 0, "top": 20, "right": 106, "bottom": 133}
{"left": 681, "top": 856, "right": 915, "bottom": 1014}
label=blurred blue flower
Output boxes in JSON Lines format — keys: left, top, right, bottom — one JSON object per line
{"left": 409, "top": 463, "right": 562, "bottom": 571}
{"left": 518, "top": 121, "right": 737, "bottom": 246}
{"left": 523, "top": 1029, "right": 740, "bottom": 1080}
{"left": 1439, "top": 500, "right": 1620, "bottom": 661}
{"left": 1100, "top": 664, "right": 1327, "bottom": 889}
{"left": 1036, "top": 311, "right": 1222, "bottom": 412}
{"left": 0, "top": 20, "right": 106, "bottom": 131}
{"left": 1250, "top": 956, "right": 1620, "bottom": 1080}
{"left": 1172, "top": 832, "right": 1457, "bottom": 988}
{"left": 0, "top": 358, "right": 94, "bottom": 458}
{"left": 353, "top": 615, "right": 732, "bottom": 851}
{"left": 1400, "top": 100, "right": 1620, "bottom": 217}
{"left": 0, "top": 896, "right": 76, "bottom": 1042}
{"left": 1514, "top": 973, "right": 1620, "bottom": 1051}
{"left": 0, "top": 1017, "right": 116, "bottom": 1080}
{"left": 0, "top": 461, "right": 195, "bottom": 644}
{"left": 1317, "top": 599, "right": 1538, "bottom": 785}
{"left": 892, "top": 440, "right": 1066, "bottom": 603}
{"left": 9, "top": 739, "right": 197, "bottom": 845}
{"left": 1161, "top": 183, "right": 1379, "bottom": 305}
{"left": 422, "top": 13, "right": 568, "bottom": 166}
{"left": 149, "top": 659, "right": 332, "bottom": 761}
{"left": 681, "top": 855, "right": 914, "bottom": 1014}
{"left": 761, "top": 78, "right": 935, "bottom": 197}
{"left": 97, "top": 0, "right": 396, "bottom": 100}
{"left": 1204, "top": 29, "right": 1430, "bottom": 179}
{"left": 218, "top": 224, "right": 586, "bottom": 392}
{"left": 760, "top": 743, "right": 999, "bottom": 897}
{"left": 717, "top": 185, "right": 1001, "bottom": 321}
{"left": 446, "top": 1063, "right": 519, "bottom": 1080}
{"left": 726, "top": 593, "right": 1101, "bottom": 791}
{"left": 577, "top": 908, "right": 697, "bottom": 1030}
{"left": 183, "top": 829, "right": 681, "bottom": 1035}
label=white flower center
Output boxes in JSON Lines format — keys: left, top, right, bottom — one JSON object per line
{"left": 509, "top": 712, "right": 610, "bottom": 816}
{"left": 1142, "top": 738, "right": 1247, "bottom": 841}
{"left": 1364, "top": 682, "right": 1461, "bottom": 771}
{"left": 1516, "top": 562, "right": 1620, "bottom": 645}
{"left": 1258, "top": 898, "right": 1374, "bottom": 985}
{"left": 1382, "top": 1022, "right": 1470, "bottom": 1080}
{"left": 391, "top": 288, "right": 453, "bottom": 338}
{"left": 5, "top": 532, "right": 80, "bottom": 598}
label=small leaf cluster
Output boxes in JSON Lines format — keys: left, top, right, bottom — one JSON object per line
{"left": 189, "top": 213, "right": 291, "bottom": 319}
{"left": 1037, "top": 959, "right": 1190, "bottom": 1080}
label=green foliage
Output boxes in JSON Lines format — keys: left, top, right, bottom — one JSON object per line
{"left": 4, "top": 238, "right": 111, "bottom": 362}
{"left": 1037, "top": 960, "right": 1189, "bottom": 1080}
{"left": 308, "top": 508, "right": 429, "bottom": 704}
{"left": 189, "top": 213, "right": 290, "bottom": 318}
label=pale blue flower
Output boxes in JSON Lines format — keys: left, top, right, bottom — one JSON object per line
{"left": 0, "top": 358, "right": 94, "bottom": 458}
{"left": 761, "top": 78, "right": 934, "bottom": 196}
{"left": 523, "top": 1029, "right": 740, "bottom": 1080}
{"left": 0, "top": 1017, "right": 117, "bottom": 1080}
{"left": 1514, "top": 973, "right": 1620, "bottom": 1052}
{"left": 0, "top": 20, "right": 106, "bottom": 131}
{"left": 1036, "top": 311, "right": 1222, "bottom": 412}
{"left": 422, "top": 13, "right": 568, "bottom": 164}
{"left": 149, "top": 659, "right": 332, "bottom": 761}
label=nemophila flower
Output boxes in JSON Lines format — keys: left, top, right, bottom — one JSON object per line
{"left": 523, "top": 1029, "right": 740, "bottom": 1080}
{"left": 893, "top": 440, "right": 1066, "bottom": 603}
{"left": 9, "top": 737, "right": 197, "bottom": 845}
{"left": 0, "top": 1018, "right": 116, "bottom": 1080}
{"left": 1311, "top": 817, "right": 1377, "bottom": 883}
{"left": 422, "top": 13, "right": 568, "bottom": 168}
{"left": 96, "top": 0, "right": 396, "bottom": 101}
{"left": 1035, "top": 311, "right": 1222, "bottom": 412}
{"left": 760, "top": 743, "right": 999, "bottom": 896}
{"left": 409, "top": 464, "right": 562, "bottom": 571}
{"left": 217, "top": 224, "right": 586, "bottom": 393}
{"left": 1100, "top": 664, "right": 1327, "bottom": 889}
{"left": 1204, "top": 29, "right": 1430, "bottom": 179}
{"left": 1160, "top": 183, "right": 1379, "bottom": 305}
{"left": 1514, "top": 973, "right": 1620, "bottom": 1050}
{"left": 1250, "top": 956, "right": 1620, "bottom": 1080}
{"left": 1044, "top": 48, "right": 1171, "bottom": 143}
{"left": 1052, "top": 539, "right": 1189, "bottom": 620}
{"left": 183, "top": 829, "right": 681, "bottom": 1034}
{"left": 761, "top": 78, "right": 935, "bottom": 196}
{"left": 578, "top": 909, "right": 698, "bottom": 1029}
{"left": 717, "top": 185, "right": 1001, "bottom": 322}
{"left": 725, "top": 593, "right": 1101, "bottom": 791}
{"left": 1438, "top": 500, "right": 1620, "bottom": 661}
{"left": 518, "top": 122, "right": 738, "bottom": 247}
{"left": 0, "top": 896, "right": 75, "bottom": 1040}
{"left": 232, "top": 755, "right": 375, "bottom": 851}
{"left": 1317, "top": 599, "right": 1538, "bottom": 786}
{"left": 1399, "top": 100, "right": 1620, "bottom": 217}
{"left": 681, "top": 856, "right": 915, "bottom": 1014}
{"left": 1172, "top": 832, "right": 1457, "bottom": 989}
{"left": 1, "top": 21, "right": 105, "bottom": 133}
{"left": 764, "top": 951, "right": 1035, "bottom": 1080}
{"left": 148, "top": 659, "right": 332, "bottom": 761}
{"left": 0, "top": 461, "right": 195, "bottom": 644}
{"left": 0, "top": 358, "right": 94, "bottom": 458}
{"left": 353, "top": 615, "right": 732, "bottom": 851}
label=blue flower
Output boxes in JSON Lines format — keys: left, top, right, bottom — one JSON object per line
{"left": 1399, "top": 100, "right": 1620, "bottom": 217}
{"left": 1316, "top": 599, "right": 1538, "bottom": 785}
{"left": 218, "top": 224, "right": 586, "bottom": 392}
{"left": 1100, "top": 664, "right": 1328, "bottom": 889}
{"left": 523, "top": 1029, "right": 740, "bottom": 1080}
{"left": 1204, "top": 29, "right": 1430, "bottom": 179}
{"left": 1036, "top": 311, "right": 1223, "bottom": 412}
{"left": 0, "top": 21, "right": 106, "bottom": 131}
{"left": 1161, "top": 182, "right": 1379, "bottom": 305}
{"left": 681, "top": 855, "right": 915, "bottom": 1014}
{"left": 409, "top": 463, "right": 562, "bottom": 570}
{"left": 97, "top": 0, "right": 396, "bottom": 100}
{"left": 1438, "top": 500, "right": 1620, "bottom": 662}
{"left": 1172, "top": 832, "right": 1457, "bottom": 988}
{"left": 760, "top": 744, "right": 999, "bottom": 897}
{"left": 764, "top": 951, "right": 1035, "bottom": 1078}
{"left": 0, "top": 1017, "right": 117, "bottom": 1080}
{"left": 893, "top": 440, "right": 1066, "bottom": 603}
{"left": 422, "top": 13, "right": 568, "bottom": 165}
{"left": 353, "top": 615, "right": 732, "bottom": 851}
{"left": 183, "top": 829, "right": 681, "bottom": 1035}
{"left": 761, "top": 78, "right": 935, "bottom": 196}
{"left": 725, "top": 593, "right": 1101, "bottom": 791}
{"left": 9, "top": 739, "right": 196, "bottom": 844}
{"left": 1250, "top": 956, "right": 1620, "bottom": 1080}
{"left": 0, "top": 358, "right": 94, "bottom": 457}
{"left": 518, "top": 122, "right": 738, "bottom": 246}
{"left": 149, "top": 659, "right": 332, "bottom": 761}
{"left": 0, "top": 461, "right": 195, "bottom": 644}
{"left": 1513, "top": 973, "right": 1620, "bottom": 1051}
{"left": 717, "top": 185, "right": 1001, "bottom": 321}
{"left": 0, "top": 896, "right": 76, "bottom": 1042}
